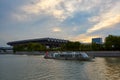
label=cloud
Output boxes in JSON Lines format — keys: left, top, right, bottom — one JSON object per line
{"left": 20, "top": 0, "right": 66, "bottom": 21}
{"left": 88, "top": 16, "right": 100, "bottom": 22}
{"left": 87, "top": 1, "right": 120, "bottom": 33}
{"left": 71, "top": 0, "right": 120, "bottom": 42}
{"left": 73, "top": 27, "right": 78, "bottom": 31}
{"left": 13, "top": 0, "right": 102, "bottom": 21}
{"left": 71, "top": 34, "right": 100, "bottom": 43}
{"left": 52, "top": 27, "right": 62, "bottom": 32}
{"left": 1, "top": 0, "right": 120, "bottom": 47}
{"left": 11, "top": 13, "right": 28, "bottom": 22}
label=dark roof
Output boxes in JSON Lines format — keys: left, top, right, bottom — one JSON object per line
{"left": 7, "top": 37, "right": 69, "bottom": 45}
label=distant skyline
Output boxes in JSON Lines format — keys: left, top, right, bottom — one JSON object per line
{"left": 0, "top": 0, "right": 120, "bottom": 47}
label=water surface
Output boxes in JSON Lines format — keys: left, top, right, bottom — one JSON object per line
{"left": 0, "top": 55, "right": 120, "bottom": 80}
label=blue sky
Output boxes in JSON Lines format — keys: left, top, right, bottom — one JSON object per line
{"left": 0, "top": 0, "right": 120, "bottom": 47}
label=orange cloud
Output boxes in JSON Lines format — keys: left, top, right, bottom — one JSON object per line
{"left": 71, "top": 34, "right": 100, "bottom": 43}
{"left": 87, "top": 2, "right": 120, "bottom": 33}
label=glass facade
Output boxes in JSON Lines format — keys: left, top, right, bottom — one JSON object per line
{"left": 92, "top": 38, "right": 102, "bottom": 44}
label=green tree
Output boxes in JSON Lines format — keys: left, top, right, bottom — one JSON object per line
{"left": 27, "top": 43, "right": 46, "bottom": 51}
{"left": 13, "top": 43, "right": 46, "bottom": 52}
{"left": 105, "top": 35, "right": 120, "bottom": 50}
{"left": 80, "top": 44, "right": 92, "bottom": 51}
{"left": 13, "top": 44, "right": 25, "bottom": 53}
{"left": 91, "top": 42, "right": 103, "bottom": 51}
{"left": 61, "top": 41, "right": 81, "bottom": 51}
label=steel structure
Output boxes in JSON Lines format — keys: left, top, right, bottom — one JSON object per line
{"left": 7, "top": 38, "right": 69, "bottom": 48}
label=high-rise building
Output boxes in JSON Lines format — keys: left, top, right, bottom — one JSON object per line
{"left": 92, "top": 38, "right": 102, "bottom": 44}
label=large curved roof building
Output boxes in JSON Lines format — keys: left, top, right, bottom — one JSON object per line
{"left": 7, "top": 37, "right": 69, "bottom": 48}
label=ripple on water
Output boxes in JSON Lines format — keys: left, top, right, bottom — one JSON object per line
{"left": 0, "top": 55, "right": 120, "bottom": 80}
{"left": 104, "top": 58, "right": 120, "bottom": 80}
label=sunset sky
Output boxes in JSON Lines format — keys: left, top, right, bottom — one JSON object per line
{"left": 0, "top": 0, "right": 120, "bottom": 46}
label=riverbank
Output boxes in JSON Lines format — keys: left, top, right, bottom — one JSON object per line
{"left": 0, "top": 51, "right": 44, "bottom": 55}
{"left": 0, "top": 51, "right": 120, "bottom": 57}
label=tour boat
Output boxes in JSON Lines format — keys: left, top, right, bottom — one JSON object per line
{"left": 44, "top": 52, "right": 92, "bottom": 61}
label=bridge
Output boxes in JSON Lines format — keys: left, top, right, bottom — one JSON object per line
{"left": 87, "top": 51, "right": 120, "bottom": 57}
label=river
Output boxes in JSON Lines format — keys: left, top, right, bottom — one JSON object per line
{"left": 0, "top": 54, "right": 120, "bottom": 80}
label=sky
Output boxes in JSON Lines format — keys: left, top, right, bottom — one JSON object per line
{"left": 0, "top": 0, "right": 120, "bottom": 47}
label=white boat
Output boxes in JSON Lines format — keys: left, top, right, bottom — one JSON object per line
{"left": 44, "top": 52, "right": 92, "bottom": 61}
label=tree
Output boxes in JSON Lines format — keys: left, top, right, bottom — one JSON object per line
{"left": 13, "top": 45, "right": 25, "bottom": 51}
{"left": 80, "top": 44, "right": 92, "bottom": 51}
{"left": 61, "top": 41, "right": 81, "bottom": 51}
{"left": 13, "top": 43, "right": 46, "bottom": 52}
{"left": 26, "top": 43, "right": 46, "bottom": 51}
{"left": 91, "top": 42, "right": 103, "bottom": 51}
{"left": 104, "top": 35, "right": 120, "bottom": 50}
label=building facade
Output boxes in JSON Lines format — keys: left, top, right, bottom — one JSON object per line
{"left": 92, "top": 38, "right": 102, "bottom": 44}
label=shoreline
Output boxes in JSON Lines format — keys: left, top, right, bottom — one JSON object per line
{"left": 0, "top": 51, "right": 120, "bottom": 57}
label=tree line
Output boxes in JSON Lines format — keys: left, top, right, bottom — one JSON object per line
{"left": 13, "top": 35, "right": 120, "bottom": 52}
{"left": 13, "top": 43, "right": 46, "bottom": 53}
{"left": 62, "top": 35, "right": 120, "bottom": 51}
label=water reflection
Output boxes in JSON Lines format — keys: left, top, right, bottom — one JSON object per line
{"left": 104, "top": 58, "right": 120, "bottom": 80}
{"left": 0, "top": 55, "right": 120, "bottom": 80}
